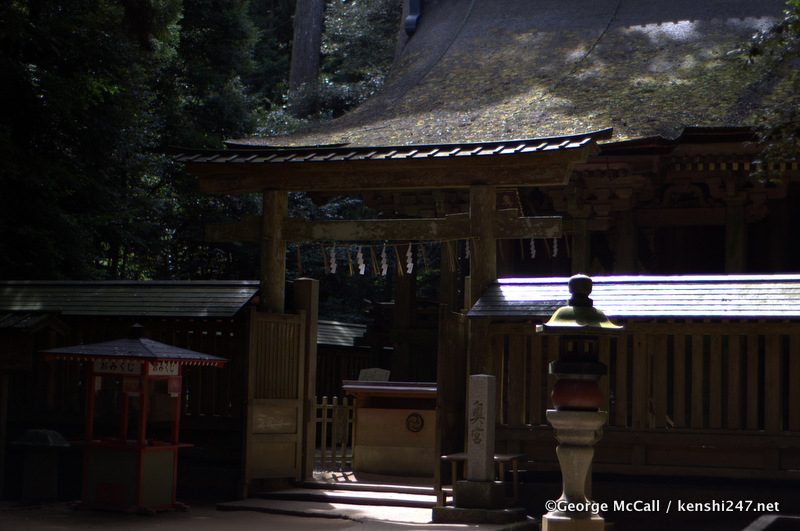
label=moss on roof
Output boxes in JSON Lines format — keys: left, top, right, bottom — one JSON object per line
{"left": 239, "top": 0, "right": 788, "bottom": 147}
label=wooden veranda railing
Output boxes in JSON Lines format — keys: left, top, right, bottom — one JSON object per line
{"left": 491, "top": 319, "right": 800, "bottom": 479}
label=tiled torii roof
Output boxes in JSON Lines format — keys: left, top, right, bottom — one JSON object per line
{"left": 175, "top": 130, "right": 611, "bottom": 193}
{"left": 469, "top": 275, "right": 800, "bottom": 320}
{"left": 177, "top": 133, "right": 604, "bottom": 164}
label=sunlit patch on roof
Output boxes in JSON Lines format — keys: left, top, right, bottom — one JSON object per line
{"left": 627, "top": 21, "right": 700, "bottom": 43}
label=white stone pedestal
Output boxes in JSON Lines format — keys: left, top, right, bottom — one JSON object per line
{"left": 542, "top": 409, "right": 607, "bottom": 531}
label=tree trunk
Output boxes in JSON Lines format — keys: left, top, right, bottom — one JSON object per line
{"left": 289, "top": 0, "right": 324, "bottom": 93}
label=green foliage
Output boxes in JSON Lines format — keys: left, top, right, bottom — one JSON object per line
{"left": 322, "top": 0, "right": 400, "bottom": 85}
{"left": 257, "top": 0, "right": 402, "bottom": 134}
{"left": 747, "top": 0, "right": 800, "bottom": 180}
{"left": 247, "top": 0, "right": 295, "bottom": 104}
{"left": 163, "top": 0, "right": 259, "bottom": 148}
{"left": 285, "top": 79, "right": 367, "bottom": 118}
{"left": 0, "top": 0, "right": 263, "bottom": 280}
{"left": 0, "top": 0, "right": 181, "bottom": 279}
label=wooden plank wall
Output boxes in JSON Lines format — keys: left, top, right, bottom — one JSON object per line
{"left": 6, "top": 316, "right": 247, "bottom": 430}
{"left": 492, "top": 319, "right": 800, "bottom": 479}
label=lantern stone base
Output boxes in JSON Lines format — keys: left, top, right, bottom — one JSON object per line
{"left": 542, "top": 512, "right": 605, "bottom": 530}
{"left": 432, "top": 505, "right": 531, "bottom": 525}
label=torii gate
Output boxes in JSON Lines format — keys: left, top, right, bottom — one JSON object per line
{"left": 177, "top": 130, "right": 607, "bottom": 489}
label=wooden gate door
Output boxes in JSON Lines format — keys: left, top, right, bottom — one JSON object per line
{"left": 243, "top": 308, "right": 305, "bottom": 493}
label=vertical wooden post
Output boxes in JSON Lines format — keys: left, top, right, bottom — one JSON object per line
{"left": 507, "top": 335, "right": 526, "bottom": 427}
{"left": 790, "top": 335, "right": 800, "bottom": 432}
{"left": 673, "top": 333, "right": 686, "bottom": 428}
{"left": 85, "top": 364, "right": 97, "bottom": 442}
{"left": 469, "top": 318, "right": 491, "bottom": 376}
{"left": 137, "top": 366, "right": 149, "bottom": 446}
{"left": 690, "top": 334, "right": 705, "bottom": 428}
{"left": 120, "top": 392, "right": 130, "bottom": 440}
{"left": 727, "top": 333, "right": 742, "bottom": 429}
{"left": 0, "top": 373, "right": 8, "bottom": 499}
{"left": 599, "top": 337, "right": 611, "bottom": 415}
{"left": 613, "top": 210, "right": 637, "bottom": 274}
{"left": 172, "top": 370, "right": 182, "bottom": 444}
{"left": 468, "top": 185, "right": 496, "bottom": 309}
{"left": 746, "top": 334, "right": 759, "bottom": 430}
{"left": 261, "top": 190, "right": 288, "bottom": 313}
{"left": 615, "top": 335, "right": 629, "bottom": 427}
{"left": 709, "top": 335, "right": 723, "bottom": 429}
{"left": 468, "top": 185, "right": 496, "bottom": 385}
{"left": 293, "top": 278, "right": 319, "bottom": 480}
{"left": 438, "top": 242, "right": 459, "bottom": 310}
{"left": 435, "top": 309, "right": 467, "bottom": 504}
{"left": 570, "top": 218, "right": 590, "bottom": 274}
{"left": 631, "top": 334, "right": 648, "bottom": 428}
{"left": 530, "top": 335, "right": 544, "bottom": 425}
{"left": 764, "top": 334, "right": 781, "bottom": 433}
{"left": 725, "top": 202, "right": 747, "bottom": 273}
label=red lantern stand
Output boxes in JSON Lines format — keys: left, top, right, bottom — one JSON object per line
{"left": 43, "top": 329, "right": 227, "bottom": 513}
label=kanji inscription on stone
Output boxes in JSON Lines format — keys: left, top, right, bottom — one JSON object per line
{"left": 467, "top": 374, "right": 496, "bottom": 481}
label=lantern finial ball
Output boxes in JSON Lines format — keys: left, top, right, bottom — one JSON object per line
{"left": 568, "top": 274, "right": 592, "bottom": 307}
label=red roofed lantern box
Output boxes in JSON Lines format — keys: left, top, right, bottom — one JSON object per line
{"left": 42, "top": 324, "right": 227, "bottom": 513}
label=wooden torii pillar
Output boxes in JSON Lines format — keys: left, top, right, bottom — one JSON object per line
{"left": 261, "top": 190, "right": 288, "bottom": 313}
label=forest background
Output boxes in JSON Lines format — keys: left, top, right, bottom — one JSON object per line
{"left": 1, "top": 0, "right": 403, "bottom": 320}
{"left": 1, "top": 0, "right": 798, "bottom": 320}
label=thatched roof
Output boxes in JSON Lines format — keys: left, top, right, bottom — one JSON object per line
{"left": 235, "top": 0, "right": 789, "bottom": 147}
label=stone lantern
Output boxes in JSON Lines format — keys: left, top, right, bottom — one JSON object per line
{"left": 536, "top": 274, "right": 622, "bottom": 531}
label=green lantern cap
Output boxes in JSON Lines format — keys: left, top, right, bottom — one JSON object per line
{"left": 536, "top": 275, "right": 623, "bottom": 335}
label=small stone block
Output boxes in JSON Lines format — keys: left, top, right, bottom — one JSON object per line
{"left": 542, "top": 513, "right": 606, "bottom": 531}
{"left": 454, "top": 479, "right": 505, "bottom": 509}
{"left": 431, "top": 505, "right": 531, "bottom": 526}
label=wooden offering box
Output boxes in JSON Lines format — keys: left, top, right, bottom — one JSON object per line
{"left": 342, "top": 381, "right": 436, "bottom": 477}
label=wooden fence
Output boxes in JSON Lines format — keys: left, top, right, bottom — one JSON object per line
{"left": 6, "top": 317, "right": 247, "bottom": 432}
{"left": 314, "top": 396, "right": 355, "bottom": 470}
{"left": 491, "top": 319, "right": 800, "bottom": 479}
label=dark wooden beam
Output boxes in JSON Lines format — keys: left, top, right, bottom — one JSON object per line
{"left": 635, "top": 207, "right": 726, "bottom": 227}
{"left": 287, "top": 215, "right": 471, "bottom": 242}
{"left": 207, "top": 215, "right": 261, "bottom": 242}
{"left": 190, "top": 148, "right": 591, "bottom": 194}
{"left": 207, "top": 211, "right": 561, "bottom": 243}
